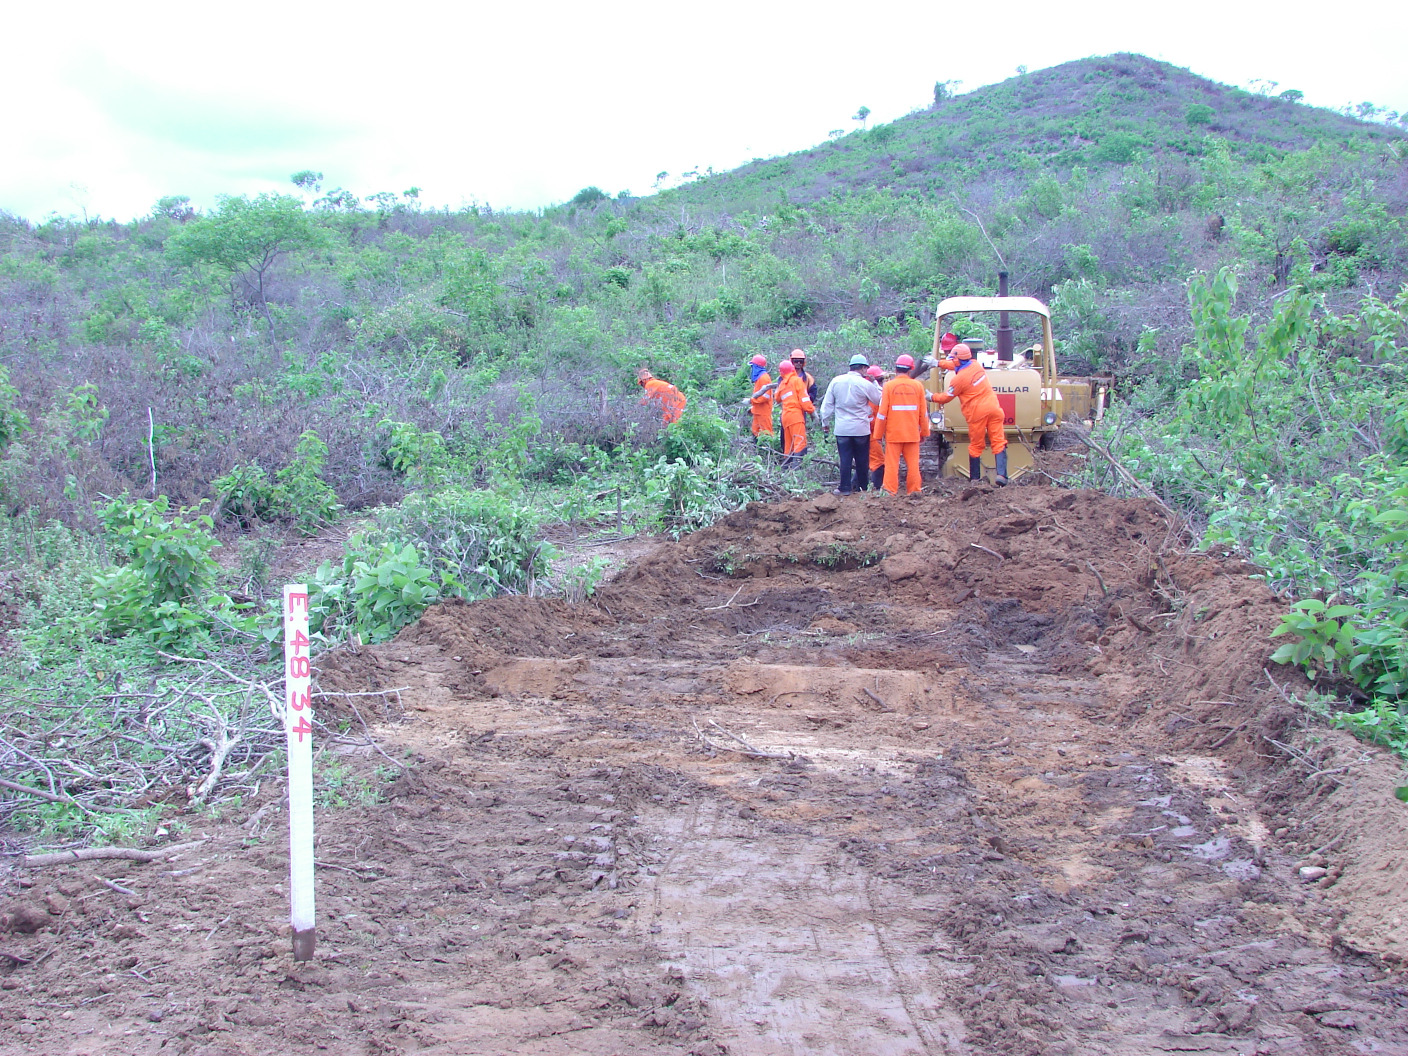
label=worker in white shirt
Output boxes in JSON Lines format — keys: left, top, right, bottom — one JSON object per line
{"left": 818, "top": 354, "right": 884, "bottom": 493}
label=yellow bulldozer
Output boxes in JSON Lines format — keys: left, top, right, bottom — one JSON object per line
{"left": 924, "top": 273, "right": 1111, "bottom": 482}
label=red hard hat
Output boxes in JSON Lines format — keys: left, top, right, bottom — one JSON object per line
{"left": 778, "top": 360, "right": 795, "bottom": 374}
{"left": 636, "top": 367, "right": 653, "bottom": 383}
{"left": 790, "top": 348, "right": 807, "bottom": 360}
{"left": 896, "top": 354, "right": 915, "bottom": 370}
{"left": 940, "top": 332, "right": 958, "bottom": 352}
{"left": 865, "top": 366, "right": 883, "bottom": 379}
{"left": 953, "top": 344, "right": 973, "bottom": 361}
{"left": 750, "top": 354, "right": 767, "bottom": 368}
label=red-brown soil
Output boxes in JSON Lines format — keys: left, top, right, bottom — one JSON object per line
{"left": 4, "top": 483, "right": 1408, "bottom": 1055}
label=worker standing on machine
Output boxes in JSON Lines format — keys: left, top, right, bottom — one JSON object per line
{"left": 818, "top": 354, "right": 883, "bottom": 493}
{"left": 866, "top": 365, "right": 886, "bottom": 490}
{"left": 874, "top": 354, "right": 930, "bottom": 494}
{"left": 747, "top": 354, "right": 776, "bottom": 440}
{"left": 637, "top": 368, "right": 687, "bottom": 424}
{"left": 775, "top": 360, "right": 814, "bottom": 467}
{"left": 928, "top": 343, "right": 1008, "bottom": 485}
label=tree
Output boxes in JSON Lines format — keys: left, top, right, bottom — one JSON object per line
{"left": 570, "top": 186, "right": 609, "bottom": 207}
{"left": 1186, "top": 103, "right": 1216, "bottom": 127}
{"left": 167, "top": 194, "right": 321, "bottom": 339}
{"left": 933, "top": 80, "right": 961, "bottom": 106}
{"left": 853, "top": 106, "right": 871, "bottom": 130}
{"left": 1279, "top": 89, "right": 1304, "bottom": 104}
{"left": 290, "top": 170, "right": 323, "bottom": 192}
{"left": 152, "top": 195, "right": 194, "bottom": 223}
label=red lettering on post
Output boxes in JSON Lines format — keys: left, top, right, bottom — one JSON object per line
{"left": 287, "top": 592, "right": 309, "bottom": 615}
{"left": 290, "top": 628, "right": 311, "bottom": 654}
{"left": 288, "top": 655, "right": 311, "bottom": 680}
{"left": 290, "top": 715, "right": 313, "bottom": 742}
{"left": 288, "top": 687, "right": 309, "bottom": 711}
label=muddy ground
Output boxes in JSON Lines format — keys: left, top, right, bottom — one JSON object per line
{"left": 3, "top": 483, "right": 1408, "bottom": 1055}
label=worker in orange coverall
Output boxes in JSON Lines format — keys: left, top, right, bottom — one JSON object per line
{"left": 866, "top": 365, "right": 886, "bottom": 490}
{"left": 874, "top": 354, "right": 930, "bottom": 494}
{"left": 927, "top": 343, "right": 1008, "bottom": 485}
{"left": 637, "top": 368, "right": 687, "bottom": 425}
{"left": 775, "top": 359, "right": 814, "bottom": 467}
{"left": 747, "top": 354, "right": 775, "bottom": 439}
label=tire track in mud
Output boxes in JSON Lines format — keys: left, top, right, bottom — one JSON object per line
{"left": 11, "top": 488, "right": 1408, "bottom": 1055}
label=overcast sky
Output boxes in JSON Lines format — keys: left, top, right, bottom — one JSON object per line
{"left": 4, "top": 0, "right": 1406, "bottom": 223}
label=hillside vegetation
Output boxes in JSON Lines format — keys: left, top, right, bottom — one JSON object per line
{"left": 1, "top": 53, "right": 1406, "bottom": 842}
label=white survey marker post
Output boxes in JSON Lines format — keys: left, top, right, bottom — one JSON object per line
{"left": 283, "top": 584, "right": 315, "bottom": 961}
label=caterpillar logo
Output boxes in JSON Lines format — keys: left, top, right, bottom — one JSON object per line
{"left": 994, "top": 385, "right": 1031, "bottom": 394}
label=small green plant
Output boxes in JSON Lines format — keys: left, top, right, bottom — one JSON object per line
{"left": 814, "top": 543, "right": 882, "bottom": 570}
{"left": 662, "top": 409, "right": 732, "bottom": 466}
{"left": 557, "top": 555, "right": 611, "bottom": 603}
{"left": 275, "top": 430, "right": 341, "bottom": 536}
{"left": 377, "top": 418, "right": 448, "bottom": 480}
{"left": 347, "top": 539, "right": 440, "bottom": 643}
{"left": 215, "top": 431, "right": 340, "bottom": 535}
{"left": 213, "top": 464, "right": 279, "bottom": 528}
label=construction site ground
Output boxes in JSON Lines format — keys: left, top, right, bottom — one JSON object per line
{"left": 4, "top": 483, "right": 1408, "bottom": 1055}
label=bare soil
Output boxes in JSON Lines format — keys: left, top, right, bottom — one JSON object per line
{"left": 5, "top": 484, "right": 1408, "bottom": 1055}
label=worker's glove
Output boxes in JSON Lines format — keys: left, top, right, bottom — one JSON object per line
{"left": 923, "top": 355, "right": 938, "bottom": 369}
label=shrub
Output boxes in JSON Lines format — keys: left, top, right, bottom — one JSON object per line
{"left": 88, "top": 496, "right": 247, "bottom": 646}
{"left": 1186, "top": 103, "right": 1215, "bottom": 127}
{"left": 214, "top": 430, "right": 340, "bottom": 535}
{"left": 662, "top": 409, "right": 732, "bottom": 466}
{"left": 376, "top": 486, "right": 551, "bottom": 600}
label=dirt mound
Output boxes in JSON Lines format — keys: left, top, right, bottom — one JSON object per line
{"left": 12, "top": 483, "right": 1408, "bottom": 1055}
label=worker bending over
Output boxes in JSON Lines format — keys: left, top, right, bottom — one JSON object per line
{"left": 874, "top": 354, "right": 930, "bottom": 494}
{"left": 819, "top": 354, "right": 883, "bottom": 493}
{"left": 775, "top": 360, "right": 814, "bottom": 467}
{"left": 747, "top": 354, "right": 775, "bottom": 439}
{"left": 866, "top": 365, "right": 886, "bottom": 490}
{"left": 637, "top": 368, "right": 687, "bottom": 425}
{"left": 928, "top": 343, "right": 1008, "bottom": 485}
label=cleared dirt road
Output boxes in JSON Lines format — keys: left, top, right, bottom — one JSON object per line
{"left": 4, "top": 487, "right": 1407, "bottom": 1054}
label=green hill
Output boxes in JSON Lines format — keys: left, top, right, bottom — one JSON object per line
{"left": 673, "top": 54, "right": 1404, "bottom": 209}
{"left": 0, "top": 50, "right": 1403, "bottom": 521}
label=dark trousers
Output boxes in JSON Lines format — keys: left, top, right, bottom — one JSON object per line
{"left": 836, "top": 433, "right": 870, "bottom": 493}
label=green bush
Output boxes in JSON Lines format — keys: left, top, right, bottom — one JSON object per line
{"left": 378, "top": 487, "right": 550, "bottom": 599}
{"left": 662, "top": 408, "right": 732, "bottom": 466}
{"left": 0, "top": 367, "right": 26, "bottom": 450}
{"left": 1100, "top": 272, "right": 1408, "bottom": 757}
{"left": 275, "top": 431, "right": 341, "bottom": 535}
{"left": 213, "top": 464, "right": 279, "bottom": 528}
{"left": 88, "top": 496, "right": 247, "bottom": 647}
{"left": 214, "top": 431, "right": 340, "bottom": 535}
{"left": 1185, "top": 103, "right": 1215, "bottom": 127}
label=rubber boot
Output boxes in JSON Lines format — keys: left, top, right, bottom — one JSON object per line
{"left": 969, "top": 456, "right": 983, "bottom": 483}
{"left": 994, "top": 450, "right": 1009, "bottom": 486}
{"left": 871, "top": 467, "right": 884, "bottom": 490}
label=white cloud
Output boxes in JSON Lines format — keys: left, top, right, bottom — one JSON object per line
{"left": 3, "top": 0, "right": 1405, "bottom": 221}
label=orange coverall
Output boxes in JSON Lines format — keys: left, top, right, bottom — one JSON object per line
{"left": 641, "top": 378, "right": 687, "bottom": 424}
{"left": 930, "top": 363, "right": 1005, "bottom": 457}
{"left": 868, "top": 400, "right": 884, "bottom": 475}
{"left": 874, "top": 375, "right": 930, "bottom": 494}
{"left": 750, "top": 372, "right": 774, "bottom": 436}
{"left": 776, "top": 373, "right": 814, "bottom": 458}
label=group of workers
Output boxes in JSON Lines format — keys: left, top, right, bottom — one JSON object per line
{"left": 637, "top": 333, "right": 1008, "bottom": 493}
